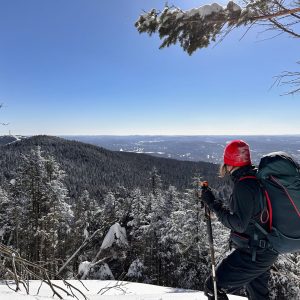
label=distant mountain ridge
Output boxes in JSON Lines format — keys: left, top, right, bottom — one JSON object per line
{"left": 0, "top": 135, "right": 27, "bottom": 146}
{"left": 62, "top": 135, "right": 300, "bottom": 164}
{"left": 0, "top": 135, "right": 220, "bottom": 200}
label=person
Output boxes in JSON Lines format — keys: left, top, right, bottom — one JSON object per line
{"left": 201, "top": 140, "right": 278, "bottom": 300}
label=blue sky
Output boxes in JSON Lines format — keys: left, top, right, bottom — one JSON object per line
{"left": 0, "top": 0, "right": 299, "bottom": 135}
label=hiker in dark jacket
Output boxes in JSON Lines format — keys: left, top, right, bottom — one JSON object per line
{"left": 202, "top": 140, "right": 278, "bottom": 300}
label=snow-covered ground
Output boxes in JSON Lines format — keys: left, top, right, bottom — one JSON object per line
{"left": 0, "top": 280, "right": 246, "bottom": 300}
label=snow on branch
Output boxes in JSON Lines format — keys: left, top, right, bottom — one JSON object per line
{"left": 100, "top": 223, "right": 128, "bottom": 250}
{"left": 135, "top": 1, "right": 300, "bottom": 55}
{"left": 79, "top": 223, "right": 128, "bottom": 280}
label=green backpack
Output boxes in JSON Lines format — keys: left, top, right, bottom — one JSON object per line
{"left": 255, "top": 152, "right": 300, "bottom": 254}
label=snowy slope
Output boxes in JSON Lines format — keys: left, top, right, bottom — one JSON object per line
{"left": 0, "top": 280, "right": 246, "bottom": 299}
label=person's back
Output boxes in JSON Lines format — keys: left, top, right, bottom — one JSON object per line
{"left": 201, "top": 140, "right": 278, "bottom": 300}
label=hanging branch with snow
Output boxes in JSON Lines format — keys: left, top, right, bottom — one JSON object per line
{"left": 79, "top": 223, "right": 128, "bottom": 280}
{"left": 135, "top": 0, "right": 300, "bottom": 93}
{"left": 135, "top": 0, "right": 300, "bottom": 54}
{"left": 57, "top": 227, "right": 103, "bottom": 276}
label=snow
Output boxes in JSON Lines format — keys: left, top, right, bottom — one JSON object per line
{"left": 83, "top": 227, "right": 89, "bottom": 239}
{"left": 100, "top": 223, "right": 128, "bottom": 249}
{"left": 126, "top": 259, "right": 144, "bottom": 278}
{"left": 0, "top": 280, "right": 247, "bottom": 299}
{"left": 9, "top": 179, "right": 16, "bottom": 185}
{"left": 186, "top": 3, "right": 224, "bottom": 18}
{"left": 78, "top": 261, "right": 90, "bottom": 276}
{"left": 96, "top": 263, "right": 115, "bottom": 280}
{"left": 230, "top": 2, "right": 241, "bottom": 12}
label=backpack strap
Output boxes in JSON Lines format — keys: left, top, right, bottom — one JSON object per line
{"left": 239, "top": 175, "right": 272, "bottom": 232}
{"left": 239, "top": 175, "right": 257, "bottom": 181}
{"left": 237, "top": 176, "right": 275, "bottom": 259}
{"left": 263, "top": 189, "right": 273, "bottom": 232}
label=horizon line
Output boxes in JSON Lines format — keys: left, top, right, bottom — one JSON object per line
{"left": 2, "top": 133, "right": 300, "bottom": 137}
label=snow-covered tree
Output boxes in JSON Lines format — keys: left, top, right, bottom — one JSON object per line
{"left": 127, "top": 188, "right": 148, "bottom": 241}
{"left": 73, "top": 190, "right": 98, "bottom": 237}
{"left": 9, "top": 147, "right": 72, "bottom": 273}
{"left": 136, "top": 0, "right": 300, "bottom": 94}
{"left": 149, "top": 167, "right": 162, "bottom": 196}
{"left": 269, "top": 253, "right": 300, "bottom": 300}
{"left": 0, "top": 187, "right": 13, "bottom": 243}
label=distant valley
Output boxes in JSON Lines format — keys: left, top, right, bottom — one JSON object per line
{"left": 62, "top": 135, "right": 300, "bottom": 164}
{"left": 0, "top": 135, "right": 220, "bottom": 199}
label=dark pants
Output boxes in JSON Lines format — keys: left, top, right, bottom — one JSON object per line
{"left": 205, "top": 248, "right": 278, "bottom": 300}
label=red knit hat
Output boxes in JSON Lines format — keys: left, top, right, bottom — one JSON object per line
{"left": 223, "top": 140, "right": 251, "bottom": 167}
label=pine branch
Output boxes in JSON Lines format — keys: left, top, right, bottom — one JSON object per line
{"left": 135, "top": 2, "right": 300, "bottom": 54}
{"left": 250, "top": 6, "right": 300, "bottom": 21}
{"left": 136, "top": 1, "right": 300, "bottom": 94}
{"left": 273, "top": 0, "right": 300, "bottom": 19}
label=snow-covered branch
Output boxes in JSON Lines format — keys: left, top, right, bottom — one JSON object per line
{"left": 135, "top": 1, "right": 300, "bottom": 55}
{"left": 135, "top": 1, "right": 300, "bottom": 94}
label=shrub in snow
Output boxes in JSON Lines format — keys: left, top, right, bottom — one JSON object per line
{"left": 78, "top": 261, "right": 114, "bottom": 280}
{"left": 94, "top": 263, "right": 115, "bottom": 280}
{"left": 126, "top": 259, "right": 144, "bottom": 280}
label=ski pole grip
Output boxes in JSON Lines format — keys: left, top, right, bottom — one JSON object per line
{"left": 198, "top": 181, "right": 209, "bottom": 208}
{"left": 201, "top": 181, "right": 209, "bottom": 190}
{"left": 197, "top": 180, "right": 209, "bottom": 191}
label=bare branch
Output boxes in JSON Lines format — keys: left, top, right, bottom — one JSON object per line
{"left": 98, "top": 281, "right": 129, "bottom": 295}
{"left": 11, "top": 253, "right": 20, "bottom": 291}
{"left": 57, "top": 227, "right": 103, "bottom": 276}
{"left": 0, "top": 243, "right": 88, "bottom": 300}
{"left": 269, "top": 17, "right": 300, "bottom": 37}
{"left": 273, "top": 62, "right": 300, "bottom": 95}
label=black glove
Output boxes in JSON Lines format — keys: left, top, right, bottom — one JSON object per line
{"left": 202, "top": 189, "right": 223, "bottom": 213}
{"left": 201, "top": 188, "right": 215, "bottom": 208}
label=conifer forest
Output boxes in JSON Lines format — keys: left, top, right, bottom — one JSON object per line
{"left": 0, "top": 136, "right": 299, "bottom": 299}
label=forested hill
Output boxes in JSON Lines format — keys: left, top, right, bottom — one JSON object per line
{"left": 0, "top": 135, "right": 221, "bottom": 199}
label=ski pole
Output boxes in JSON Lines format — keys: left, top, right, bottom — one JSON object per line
{"left": 199, "top": 181, "right": 218, "bottom": 300}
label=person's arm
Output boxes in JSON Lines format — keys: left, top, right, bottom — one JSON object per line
{"left": 204, "top": 183, "right": 255, "bottom": 232}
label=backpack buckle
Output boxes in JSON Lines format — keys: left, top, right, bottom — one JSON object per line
{"left": 259, "top": 240, "right": 266, "bottom": 248}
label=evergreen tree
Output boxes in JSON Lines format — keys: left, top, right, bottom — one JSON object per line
{"left": 149, "top": 167, "right": 162, "bottom": 196}
{"left": 126, "top": 188, "right": 148, "bottom": 269}
{"left": 10, "top": 147, "right": 72, "bottom": 273}
{"left": 0, "top": 187, "right": 13, "bottom": 244}
{"left": 73, "top": 190, "right": 97, "bottom": 237}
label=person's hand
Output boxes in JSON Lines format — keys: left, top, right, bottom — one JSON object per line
{"left": 201, "top": 188, "right": 216, "bottom": 207}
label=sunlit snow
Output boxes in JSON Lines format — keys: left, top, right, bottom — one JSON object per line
{"left": 0, "top": 280, "right": 246, "bottom": 299}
